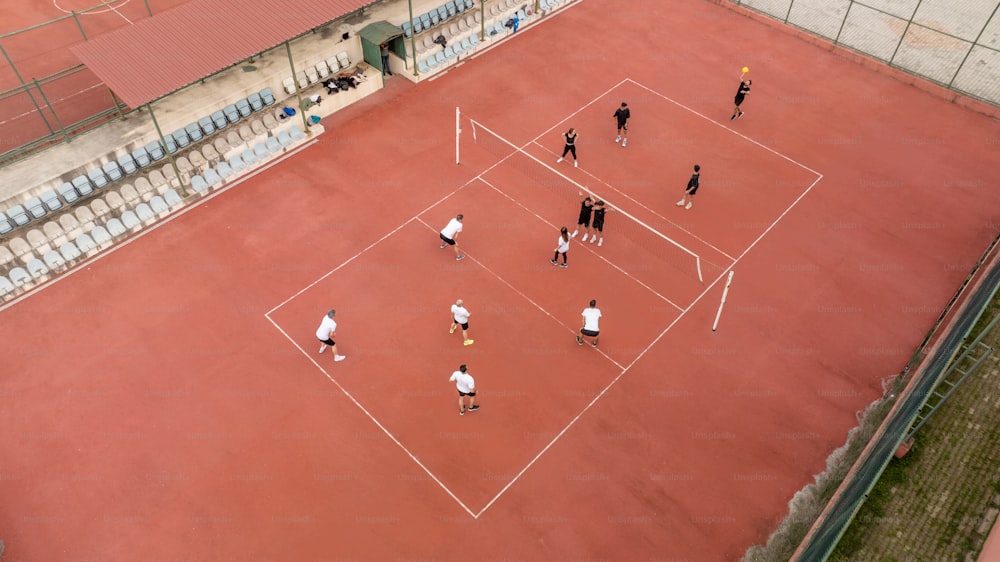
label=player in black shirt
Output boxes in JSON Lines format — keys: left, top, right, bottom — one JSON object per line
{"left": 614, "top": 102, "right": 630, "bottom": 147}
{"left": 731, "top": 78, "right": 751, "bottom": 120}
{"left": 676, "top": 165, "right": 701, "bottom": 210}
{"left": 590, "top": 200, "right": 607, "bottom": 246}
{"left": 570, "top": 194, "right": 594, "bottom": 241}
{"left": 556, "top": 128, "right": 579, "bottom": 167}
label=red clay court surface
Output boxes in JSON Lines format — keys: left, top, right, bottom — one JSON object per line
{"left": 2, "top": 1, "right": 1000, "bottom": 560}
{"left": 0, "top": 0, "right": 190, "bottom": 150}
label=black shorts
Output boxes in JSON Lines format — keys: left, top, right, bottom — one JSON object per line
{"left": 734, "top": 94, "right": 745, "bottom": 106}
{"left": 458, "top": 390, "right": 477, "bottom": 397}
{"left": 454, "top": 321, "right": 469, "bottom": 330}
{"left": 617, "top": 121, "right": 628, "bottom": 130}
{"left": 687, "top": 186, "right": 699, "bottom": 196}
{"left": 439, "top": 233, "right": 456, "bottom": 245}
{"left": 577, "top": 213, "right": 591, "bottom": 227}
{"left": 581, "top": 329, "right": 599, "bottom": 337}
{"left": 318, "top": 337, "right": 336, "bottom": 346}
{"left": 592, "top": 218, "right": 604, "bottom": 231}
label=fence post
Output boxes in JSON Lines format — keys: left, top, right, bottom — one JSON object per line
{"left": 148, "top": 103, "right": 188, "bottom": 197}
{"left": 0, "top": 43, "right": 55, "bottom": 135}
{"left": 284, "top": 42, "right": 309, "bottom": 133}
{"left": 783, "top": 0, "right": 795, "bottom": 24}
{"left": 71, "top": 11, "right": 88, "bottom": 41}
{"left": 33, "top": 79, "right": 69, "bottom": 143}
{"left": 143, "top": 0, "right": 153, "bottom": 17}
{"left": 888, "top": 0, "right": 924, "bottom": 67}
{"left": 833, "top": 1, "right": 855, "bottom": 45}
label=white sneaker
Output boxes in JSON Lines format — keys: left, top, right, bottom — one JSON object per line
{"left": 334, "top": 355, "right": 346, "bottom": 362}
{"left": 685, "top": 202, "right": 692, "bottom": 210}
{"left": 571, "top": 230, "right": 578, "bottom": 238}
{"left": 590, "top": 237, "right": 596, "bottom": 244}
{"left": 557, "top": 157, "right": 563, "bottom": 163}
{"left": 615, "top": 135, "right": 621, "bottom": 143}
{"left": 676, "top": 199, "right": 686, "bottom": 206}
{"left": 319, "top": 344, "right": 327, "bottom": 354}
{"left": 574, "top": 161, "right": 578, "bottom": 168}
{"left": 598, "top": 238, "right": 603, "bottom": 246}
{"left": 581, "top": 234, "right": 588, "bottom": 242}
{"left": 622, "top": 139, "right": 627, "bottom": 147}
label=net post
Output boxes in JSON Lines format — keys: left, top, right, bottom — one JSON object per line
{"left": 712, "top": 270, "right": 735, "bottom": 332}
{"left": 455, "top": 106, "right": 460, "bottom": 165}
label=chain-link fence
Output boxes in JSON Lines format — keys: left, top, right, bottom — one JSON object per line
{"left": 0, "top": 0, "right": 160, "bottom": 166}
{"left": 729, "top": 0, "right": 1000, "bottom": 107}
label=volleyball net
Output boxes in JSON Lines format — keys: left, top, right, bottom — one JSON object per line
{"left": 457, "top": 108, "right": 707, "bottom": 285}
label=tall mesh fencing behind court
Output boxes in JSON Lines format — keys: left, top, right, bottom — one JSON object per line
{"left": 729, "top": 0, "right": 1000, "bottom": 108}
{"left": 460, "top": 114, "right": 719, "bottom": 288}
{"left": 0, "top": 0, "right": 157, "bottom": 165}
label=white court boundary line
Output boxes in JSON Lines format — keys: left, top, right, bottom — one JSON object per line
{"left": 476, "top": 176, "right": 682, "bottom": 312}
{"left": 0, "top": 137, "right": 321, "bottom": 313}
{"left": 527, "top": 77, "right": 823, "bottom": 258}
{"left": 53, "top": 0, "right": 134, "bottom": 22}
{"left": 413, "top": 213, "right": 626, "bottom": 370}
{"left": 266, "top": 86, "right": 824, "bottom": 518}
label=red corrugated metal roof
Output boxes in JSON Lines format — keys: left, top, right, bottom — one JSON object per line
{"left": 71, "top": 0, "right": 376, "bottom": 108}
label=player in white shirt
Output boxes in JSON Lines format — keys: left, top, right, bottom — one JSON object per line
{"left": 449, "top": 364, "right": 480, "bottom": 415}
{"left": 550, "top": 226, "right": 570, "bottom": 268}
{"left": 438, "top": 213, "right": 465, "bottom": 261}
{"left": 449, "top": 299, "right": 474, "bottom": 346}
{"left": 315, "top": 309, "right": 346, "bottom": 361}
{"left": 576, "top": 299, "right": 602, "bottom": 348}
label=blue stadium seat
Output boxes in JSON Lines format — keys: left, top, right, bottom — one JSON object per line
{"left": 437, "top": 6, "right": 448, "bottom": 21}
{"left": 58, "top": 182, "right": 80, "bottom": 204}
{"left": 446, "top": 1, "right": 457, "bottom": 18}
{"left": 23, "top": 197, "right": 46, "bottom": 220}
{"left": 149, "top": 196, "right": 169, "bottom": 215}
{"left": 146, "top": 141, "right": 166, "bottom": 160}
{"left": 135, "top": 203, "right": 155, "bottom": 223}
{"left": 59, "top": 241, "right": 81, "bottom": 261}
{"left": 247, "top": 93, "right": 264, "bottom": 112}
{"left": 217, "top": 161, "right": 234, "bottom": 179}
{"left": 235, "top": 99, "right": 252, "bottom": 118}
{"left": 72, "top": 175, "right": 93, "bottom": 197}
{"left": 87, "top": 168, "right": 109, "bottom": 189}
{"left": 185, "top": 123, "right": 203, "bottom": 143}
{"left": 418, "top": 59, "right": 431, "bottom": 73}
{"left": 191, "top": 175, "right": 209, "bottom": 193}
{"left": 241, "top": 149, "right": 257, "bottom": 165}
{"left": 171, "top": 129, "right": 190, "bottom": 148}
{"left": 204, "top": 167, "right": 222, "bottom": 187}
{"left": 119, "top": 153, "right": 139, "bottom": 174}
{"left": 198, "top": 117, "right": 216, "bottom": 136}
{"left": 229, "top": 154, "right": 246, "bottom": 173}
{"left": 0, "top": 274, "right": 16, "bottom": 298}
{"left": 266, "top": 136, "right": 281, "bottom": 154}
{"left": 277, "top": 130, "right": 293, "bottom": 147}
{"left": 74, "top": 233, "right": 97, "bottom": 254}
{"left": 253, "top": 143, "right": 269, "bottom": 160}
{"left": 26, "top": 258, "right": 48, "bottom": 279}
{"left": 0, "top": 212, "right": 14, "bottom": 235}
{"left": 223, "top": 104, "right": 240, "bottom": 124}
{"left": 102, "top": 161, "right": 123, "bottom": 183}
{"left": 163, "top": 189, "right": 183, "bottom": 208}
{"left": 9, "top": 267, "right": 31, "bottom": 288}
{"left": 6, "top": 205, "right": 29, "bottom": 227}
{"left": 131, "top": 147, "right": 152, "bottom": 168}
{"left": 211, "top": 111, "right": 228, "bottom": 130}
{"left": 402, "top": 21, "right": 412, "bottom": 37}
{"left": 43, "top": 250, "right": 65, "bottom": 271}
{"left": 260, "top": 88, "right": 275, "bottom": 106}
{"left": 420, "top": 13, "right": 432, "bottom": 29}
{"left": 122, "top": 211, "right": 143, "bottom": 231}
{"left": 40, "top": 190, "right": 63, "bottom": 212}
{"left": 289, "top": 125, "right": 305, "bottom": 142}
{"left": 91, "top": 226, "right": 112, "bottom": 247}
